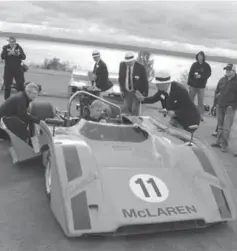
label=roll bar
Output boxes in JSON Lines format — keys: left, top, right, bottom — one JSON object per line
{"left": 67, "top": 90, "right": 122, "bottom": 121}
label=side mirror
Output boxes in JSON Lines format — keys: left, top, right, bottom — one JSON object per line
{"left": 188, "top": 125, "right": 199, "bottom": 146}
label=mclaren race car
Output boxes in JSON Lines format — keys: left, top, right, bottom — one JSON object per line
{"left": 0, "top": 90, "right": 236, "bottom": 237}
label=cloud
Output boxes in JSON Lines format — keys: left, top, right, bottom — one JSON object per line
{"left": 0, "top": 1, "right": 237, "bottom": 52}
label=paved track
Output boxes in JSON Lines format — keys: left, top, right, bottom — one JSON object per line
{"left": 1, "top": 94, "right": 237, "bottom": 251}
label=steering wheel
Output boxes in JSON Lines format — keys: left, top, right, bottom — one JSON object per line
{"left": 66, "top": 90, "right": 122, "bottom": 125}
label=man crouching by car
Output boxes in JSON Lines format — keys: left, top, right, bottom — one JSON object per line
{"left": 0, "top": 82, "right": 41, "bottom": 131}
{"left": 137, "top": 71, "right": 200, "bottom": 132}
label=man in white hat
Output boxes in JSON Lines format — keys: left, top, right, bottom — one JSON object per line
{"left": 137, "top": 70, "right": 200, "bottom": 132}
{"left": 1, "top": 36, "right": 26, "bottom": 100}
{"left": 92, "top": 50, "right": 112, "bottom": 95}
{"left": 118, "top": 51, "right": 148, "bottom": 115}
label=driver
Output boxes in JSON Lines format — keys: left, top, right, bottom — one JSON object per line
{"left": 86, "top": 100, "right": 112, "bottom": 122}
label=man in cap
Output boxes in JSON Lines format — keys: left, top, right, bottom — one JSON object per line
{"left": 137, "top": 71, "right": 200, "bottom": 131}
{"left": 187, "top": 51, "right": 212, "bottom": 121}
{"left": 118, "top": 52, "right": 148, "bottom": 115}
{"left": 92, "top": 51, "right": 112, "bottom": 94}
{"left": 211, "top": 63, "right": 237, "bottom": 153}
{"left": 1, "top": 36, "right": 26, "bottom": 100}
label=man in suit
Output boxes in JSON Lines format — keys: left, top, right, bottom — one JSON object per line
{"left": 92, "top": 51, "right": 112, "bottom": 95}
{"left": 138, "top": 71, "right": 200, "bottom": 131}
{"left": 1, "top": 36, "right": 26, "bottom": 100}
{"left": 118, "top": 52, "right": 149, "bottom": 115}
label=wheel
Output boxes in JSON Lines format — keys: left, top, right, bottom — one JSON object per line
{"left": 44, "top": 152, "right": 52, "bottom": 200}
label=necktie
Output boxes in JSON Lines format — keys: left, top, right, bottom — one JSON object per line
{"left": 128, "top": 67, "right": 132, "bottom": 91}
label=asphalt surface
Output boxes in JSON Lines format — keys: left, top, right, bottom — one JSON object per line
{"left": 1, "top": 94, "right": 237, "bottom": 251}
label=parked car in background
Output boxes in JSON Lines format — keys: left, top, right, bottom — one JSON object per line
{"left": 68, "top": 68, "right": 121, "bottom": 98}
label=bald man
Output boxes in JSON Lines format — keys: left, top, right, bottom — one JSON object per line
{"left": 0, "top": 82, "right": 41, "bottom": 125}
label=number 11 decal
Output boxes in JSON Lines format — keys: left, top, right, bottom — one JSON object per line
{"left": 135, "top": 178, "right": 162, "bottom": 198}
{"left": 129, "top": 174, "right": 169, "bottom": 203}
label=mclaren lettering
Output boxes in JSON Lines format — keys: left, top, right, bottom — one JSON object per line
{"left": 122, "top": 205, "right": 197, "bottom": 218}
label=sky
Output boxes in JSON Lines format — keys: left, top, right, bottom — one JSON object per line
{"left": 0, "top": 1, "right": 237, "bottom": 57}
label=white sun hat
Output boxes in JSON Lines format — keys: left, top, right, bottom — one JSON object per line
{"left": 124, "top": 51, "right": 135, "bottom": 62}
{"left": 151, "top": 70, "right": 172, "bottom": 84}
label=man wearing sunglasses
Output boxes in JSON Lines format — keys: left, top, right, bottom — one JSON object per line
{"left": 211, "top": 64, "right": 237, "bottom": 153}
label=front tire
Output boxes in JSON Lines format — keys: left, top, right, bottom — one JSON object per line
{"left": 44, "top": 152, "right": 52, "bottom": 200}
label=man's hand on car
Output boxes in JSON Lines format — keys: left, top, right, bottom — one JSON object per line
{"left": 135, "top": 90, "right": 144, "bottom": 101}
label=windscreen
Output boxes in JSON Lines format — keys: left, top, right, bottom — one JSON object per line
{"left": 79, "top": 121, "right": 149, "bottom": 142}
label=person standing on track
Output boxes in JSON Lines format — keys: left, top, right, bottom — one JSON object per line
{"left": 211, "top": 64, "right": 237, "bottom": 153}
{"left": 118, "top": 52, "right": 149, "bottom": 115}
{"left": 92, "top": 51, "right": 112, "bottom": 97}
{"left": 187, "top": 51, "right": 212, "bottom": 121}
{"left": 1, "top": 36, "right": 26, "bottom": 100}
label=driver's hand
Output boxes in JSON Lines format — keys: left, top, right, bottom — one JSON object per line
{"left": 167, "top": 110, "right": 176, "bottom": 118}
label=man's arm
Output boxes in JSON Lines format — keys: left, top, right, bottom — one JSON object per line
{"left": 142, "top": 91, "right": 163, "bottom": 105}
{"left": 17, "top": 104, "right": 40, "bottom": 124}
{"left": 118, "top": 62, "right": 125, "bottom": 93}
{"left": 17, "top": 45, "right": 26, "bottom": 60}
{"left": 1, "top": 46, "right": 8, "bottom": 60}
{"left": 213, "top": 79, "right": 222, "bottom": 106}
{"left": 187, "top": 63, "right": 195, "bottom": 86}
{"left": 140, "top": 65, "right": 149, "bottom": 97}
{"left": 200, "top": 62, "right": 212, "bottom": 80}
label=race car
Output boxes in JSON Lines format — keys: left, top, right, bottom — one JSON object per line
{"left": 68, "top": 68, "right": 121, "bottom": 98}
{"left": 0, "top": 90, "right": 236, "bottom": 237}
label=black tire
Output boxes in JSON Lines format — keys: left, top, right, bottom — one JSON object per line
{"left": 44, "top": 151, "right": 51, "bottom": 201}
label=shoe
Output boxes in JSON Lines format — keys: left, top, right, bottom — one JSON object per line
{"left": 212, "top": 131, "right": 217, "bottom": 137}
{"left": 211, "top": 143, "right": 221, "bottom": 148}
{"left": 221, "top": 146, "right": 227, "bottom": 152}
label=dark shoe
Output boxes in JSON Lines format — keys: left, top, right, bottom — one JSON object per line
{"left": 211, "top": 143, "right": 221, "bottom": 148}
{"left": 221, "top": 146, "right": 227, "bottom": 152}
{"left": 212, "top": 131, "right": 217, "bottom": 137}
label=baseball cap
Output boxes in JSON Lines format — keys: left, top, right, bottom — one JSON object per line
{"left": 224, "top": 63, "right": 236, "bottom": 71}
{"left": 7, "top": 36, "right": 16, "bottom": 42}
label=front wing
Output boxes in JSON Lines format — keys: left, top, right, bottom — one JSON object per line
{"left": 49, "top": 140, "right": 236, "bottom": 237}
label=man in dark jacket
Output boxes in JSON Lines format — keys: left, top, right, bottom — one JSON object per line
{"left": 0, "top": 82, "right": 40, "bottom": 125}
{"left": 138, "top": 71, "right": 200, "bottom": 132}
{"left": 211, "top": 64, "right": 237, "bottom": 153}
{"left": 188, "top": 51, "right": 212, "bottom": 121}
{"left": 1, "top": 36, "right": 26, "bottom": 100}
{"left": 92, "top": 51, "right": 112, "bottom": 94}
{"left": 119, "top": 52, "right": 149, "bottom": 115}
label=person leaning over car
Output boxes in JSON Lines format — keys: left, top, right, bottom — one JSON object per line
{"left": 0, "top": 82, "right": 41, "bottom": 125}
{"left": 137, "top": 71, "right": 200, "bottom": 132}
